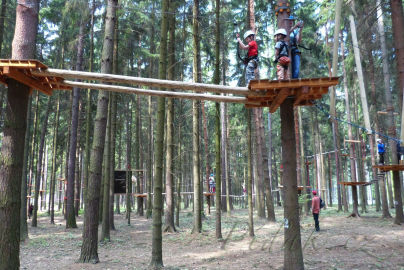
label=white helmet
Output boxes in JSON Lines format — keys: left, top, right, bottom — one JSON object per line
{"left": 274, "top": 28, "right": 287, "bottom": 36}
{"left": 243, "top": 30, "right": 255, "bottom": 40}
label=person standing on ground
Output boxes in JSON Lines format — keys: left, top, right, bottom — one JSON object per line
{"left": 311, "top": 190, "right": 320, "bottom": 231}
{"left": 377, "top": 139, "right": 386, "bottom": 164}
{"left": 286, "top": 15, "right": 304, "bottom": 79}
{"left": 274, "top": 28, "right": 290, "bottom": 80}
{"left": 236, "top": 30, "right": 259, "bottom": 85}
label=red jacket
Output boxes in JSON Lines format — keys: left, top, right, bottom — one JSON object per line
{"left": 312, "top": 196, "right": 320, "bottom": 214}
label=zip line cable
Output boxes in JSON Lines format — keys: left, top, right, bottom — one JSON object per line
{"left": 313, "top": 101, "right": 401, "bottom": 143}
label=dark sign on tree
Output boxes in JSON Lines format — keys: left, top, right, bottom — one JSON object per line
{"left": 114, "top": 170, "right": 128, "bottom": 194}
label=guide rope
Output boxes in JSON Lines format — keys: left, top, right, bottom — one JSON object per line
{"left": 313, "top": 101, "right": 401, "bottom": 143}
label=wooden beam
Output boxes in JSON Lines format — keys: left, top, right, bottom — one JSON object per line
{"left": 3, "top": 67, "right": 52, "bottom": 95}
{"left": 293, "top": 86, "right": 309, "bottom": 106}
{"left": 377, "top": 111, "right": 399, "bottom": 115}
{"left": 269, "top": 88, "right": 291, "bottom": 113}
{"left": 344, "top": 139, "right": 361, "bottom": 143}
{"left": 249, "top": 77, "right": 339, "bottom": 90}
{"left": 61, "top": 80, "right": 255, "bottom": 104}
{"left": 31, "top": 68, "right": 250, "bottom": 95}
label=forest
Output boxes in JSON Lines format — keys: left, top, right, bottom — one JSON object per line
{"left": 0, "top": 0, "right": 404, "bottom": 269}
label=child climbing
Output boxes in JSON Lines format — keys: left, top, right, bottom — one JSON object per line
{"left": 236, "top": 30, "right": 259, "bottom": 85}
{"left": 378, "top": 139, "right": 386, "bottom": 164}
{"left": 286, "top": 15, "right": 304, "bottom": 79}
{"left": 274, "top": 28, "right": 290, "bottom": 80}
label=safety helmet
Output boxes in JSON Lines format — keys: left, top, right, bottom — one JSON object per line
{"left": 243, "top": 30, "right": 255, "bottom": 40}
{"left": 312, "top": 190, "right": 317, "bottom": 195}
{"left": 274, "top": 28, "right": 287, "bottom": 37}
{"left": 377, "top": 139, "right": 382, "bottom": 142}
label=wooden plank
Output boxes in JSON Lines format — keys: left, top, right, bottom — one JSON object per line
{"left": 373, "top": 164, "right": 404, "bottom": 172}
{"left": 31, "top": 68, "right": 250, "bottom": 95}
{"left": 339, "top": 181, "right": 368, "bottom": 186}
{"left": 269, "top": 88, "right": 291, "bottom": 113}
{"left": 248, "top": 77, "right": 339, "bottom": 90}
{"left": 61, "top": 80, "right": 251, "bottom": 104}
{"left": 3, "top": 67, "right": 52, "bottom": 95}
{"left": 0, "top": 59, "right": 47, "bottom": 69}
{"left": 344, "top": 139, "right": 361, "bottom": 143}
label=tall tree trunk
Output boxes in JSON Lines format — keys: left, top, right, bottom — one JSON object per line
{"left": 348, "top": 5, "right": 371, "bottom": 217}
{"left": 150, "top": 0, "right": 168, "bottom": 267}
{"left": 50, "top": 93, "right": 61, "bottom": 224}
{"left": 146, "top": 2, "right": 156, "bottom": 220}
{"left": 32, "top": 97, "right": 52, "bottom": 227}
{"left": 20, "top": 95, "right": 32, "bottom": 241}
{"left": 213, "top": 0, "right": 222, "bottom": 239}
{"left": 164, "top": 0, "right": 176, "bottom": 232}
{"left": 66, "top": 19, "right": 85, "bottom": 228}
{"left": 260, "top": 109, "right": 275, "bottom": 221}
{"left": 389, "top": 0, "right": 404, "bottom": 119}
{"left": 0, "top": 0, "right": 7, "bottom": 57}
{"left": 28, "top": 92, "right": 39, "bottom": 212}
{"left": 329, "top": 0, "right": 343, "bottom": 213}
{"left": 246, "top": 109, "right": 254, "bottom": 237}
{"left": 125, "top": 99, "right": 132, "bottom": 224}
{"left": 101, "top": 94, "right": 112, "bottom": 241}
{"left": 175, "top": 100, "right": 183, "bottom": 227}
{"left": 79, "top": 0, "right": 116, "bottom": 262}
{"left": 109, "top": 16, "right": 118, "bottom": 230}
{"left": 389, "top": 0, "right": 404, "bottom": 224}
{"left": 277, "top": 2, "right": 304, "bottom": 268}
{"left": 83, "top": 0, "right": 96, "bottom": 215}
{"left": 281, "top": 99, "right": 304, "bottom": 270}
{"left": 341, "top": 40, "right": 359, "bottom": 216}
{"left": 191, "top": 0, "right": 202, "bottom": 234}
{"left": 201, "top": 100, "right": 211, "bottom": 214}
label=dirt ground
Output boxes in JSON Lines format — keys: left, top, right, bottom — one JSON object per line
{"left": 20, "top": 206, "right": 404, "bottom": 270}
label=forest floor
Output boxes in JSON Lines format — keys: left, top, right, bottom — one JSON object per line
{"left": 20, "top": 205, "right": 404, "bottom": 270}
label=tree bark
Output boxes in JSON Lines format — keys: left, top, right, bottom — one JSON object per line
{"left": 79, "top": 0, "right": 116, "bottom": 263}
{"left": 389, "top": 0, "right": 404, "bottom": 224}
{"left": 246, "top": 108, "right": 254, "bottom": 237}
{"left": 191, "top": 0, "right": 202, "bottom": 234}
{"left": 50, "top": 93, "right": 60, "bottom": 224}
{"left": 150, "top": 0, "right": 168, "bottom": 267}
{"left": 0, "top": 1, "right": 39, "bottom": 267}
{"left": 32, "top": 97, "right": 52, "bottom": 227}
{"left": 164, "top": 0, "right": 176, "bottom": 231}
{"left": 20, "top": 95, "right": 32, "bottom": 241}
{"left": 281, "top": 98, "right": 304, "bottom": 270}
{"left": 101, "top": 93, "right": 112, "bottom": 241}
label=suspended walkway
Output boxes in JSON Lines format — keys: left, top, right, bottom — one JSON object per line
{"left": 0, "top": 59, "right": 339, "bottom": 112}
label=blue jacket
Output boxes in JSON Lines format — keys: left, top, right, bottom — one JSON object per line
{"left": 378, "top": 143, "right": 386, "bottom": 153}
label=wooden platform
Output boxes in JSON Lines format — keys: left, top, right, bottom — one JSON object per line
{"left": 203, "top": 193, "right": 215, "bottom": 196}
{"left": 339, "top": 181, "right": 368, "bottom": 186}
{"left": 247, "top": 77, "right": 339, "bottom": 112}
{"left": 278, "top": 185, "right": 311, "bottom": 190}
{"left": 0, "top": 59, "right": 71, "bottom": 95}
{"left": 373, "top": 164, "right": 404, "bottom": 172}
{"left": 134, "top": 193, "right": 147, "bottom": 198}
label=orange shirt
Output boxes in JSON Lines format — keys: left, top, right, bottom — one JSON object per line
{"left": 312, "top": 196, "right": 320, "bottom": 214}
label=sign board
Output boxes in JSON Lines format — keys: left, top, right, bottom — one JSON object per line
{"left": 114, "top": 170, "right": 130, "bottom": 194}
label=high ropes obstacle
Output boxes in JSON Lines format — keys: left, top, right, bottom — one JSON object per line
{"left": 0, "top": 59, "right": 338, "bottom": 112}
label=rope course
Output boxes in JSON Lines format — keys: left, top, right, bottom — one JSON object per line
{"left": 0, "top": 59, "right": 338, "bottom": 112}
{"left": 313, "top": 101, "right": 401, "bottom": 143}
